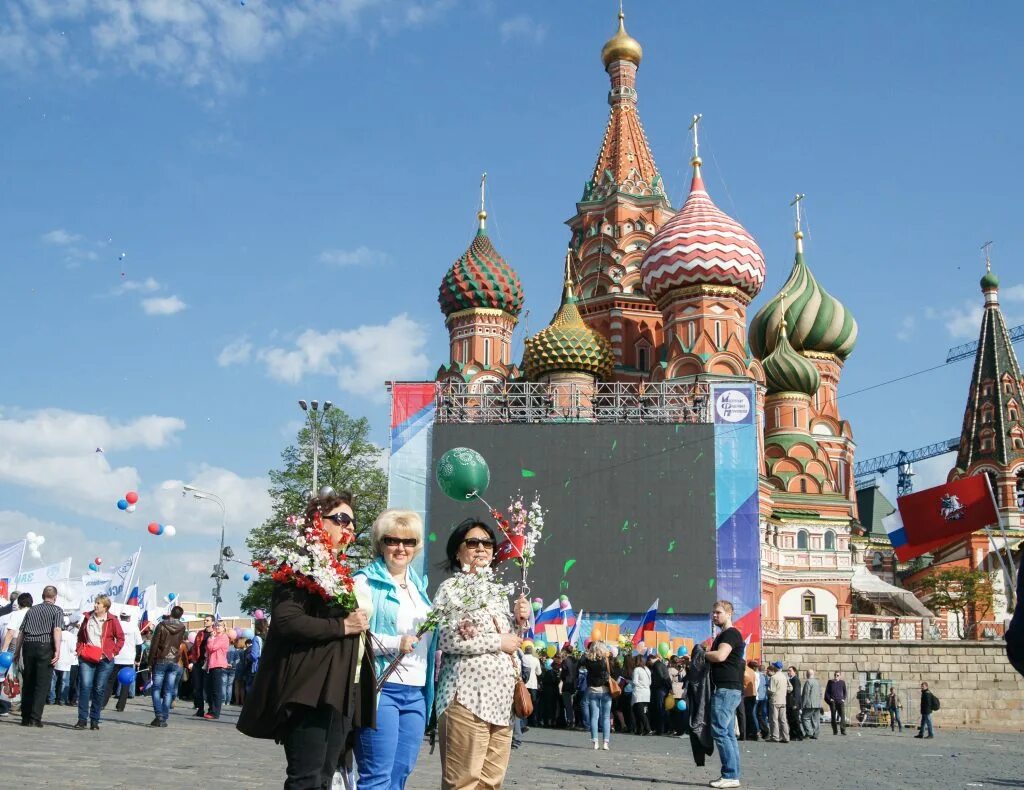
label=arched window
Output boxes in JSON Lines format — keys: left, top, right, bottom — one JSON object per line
{"left": 483, "top": 338, "right": 491, "bottom": 367}
{"left": 687, "top": 322, "right": 695, "bottom": 348}
{"left": 797, "top": 530, "right": 809, "bottom": 549}
{"left": 824, "top": 530, "right": 836, "bottom": 550}
{"left": 636, "top": 345, "right": 649, "bottom": 373}
{"left": 799, "top": 478, "right": 808, "bottom": 493}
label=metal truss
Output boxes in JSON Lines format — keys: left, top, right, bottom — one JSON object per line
{"left": 434, "top": 381, "right": 713, "bottom": 424}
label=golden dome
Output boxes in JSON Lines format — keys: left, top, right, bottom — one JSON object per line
{"left": 601, "top": 11, "right": 643, "bottom": 69}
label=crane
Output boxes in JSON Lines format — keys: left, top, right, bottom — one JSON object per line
{"left": 946, "top": 323, "right": 1024, "bottom": 363}
{"left": 854, "top": 437, "right": 960, "bottom": 497}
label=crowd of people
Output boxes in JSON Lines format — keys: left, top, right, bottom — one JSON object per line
{"left": 0, "top": 493, "right": 947, "bottom": 790}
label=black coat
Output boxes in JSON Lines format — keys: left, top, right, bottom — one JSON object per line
{"left": 1006, "top": 557, "right": 1024, "bottom": 678}
{"left": 920, "top": 690, "right": 937, "bottom": 715}
{"left": 686, "top": 645, "right": 714, "bottom": 766}
{"left": 236, "top": 583, "right": 376, "bottom": 742}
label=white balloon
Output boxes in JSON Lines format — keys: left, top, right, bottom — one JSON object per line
{"left": 126, "top": 504, "right": 137, "bottom": 513}
{"left": 30, "top": 549, "right": 41, "bottom": 559}
{"left": 35, "top": 535, "right": 45, "bottom": 546}
{"left": 163, "top": 525, "right": 176, "bottom": 537}
{"left": 26, "top": 531, "right": 37, "bottom": 541}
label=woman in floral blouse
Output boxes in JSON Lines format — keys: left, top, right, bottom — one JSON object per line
{"left": 435, "top": 519, "right": 530, "bottom": 790}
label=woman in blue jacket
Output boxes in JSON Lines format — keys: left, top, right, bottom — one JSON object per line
{"left": 353, "top": 509, "right": 436, "bottom": 790}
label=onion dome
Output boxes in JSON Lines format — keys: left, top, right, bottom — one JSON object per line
{"left": 981, "top": 268, "right": 999, "bottom": 291}
{"left": 523, "top": 252, "right": 615, "bottom": 381}
{"left": 749, "top": 231, "right": 858, "bottom": 360}
{"left": 762, "top": 309, "right": 821, "bottom": 396}
{"left": 601, "top": 10, "right": 643, "bottom": 68}
{"left": 641, "top": 156, "right": 766, "bottom": 303}
{"left": 438, "top": 206, "right": 524, "bottom": 319}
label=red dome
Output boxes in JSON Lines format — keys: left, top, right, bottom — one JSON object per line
{"left": 438, "top": 228, "right": 524, "bottom": 318}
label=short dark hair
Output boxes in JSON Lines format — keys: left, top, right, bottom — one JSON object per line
{"left": 442, "top": 518, "right": 498, "bottom": 573}
{"left": 42, "top": 585, "right": 58, "bottom": 601}
{"left": 244, "top": 638, "right": 253, "bottom": 647}
{"left": 17, "top": 592, "right": 33, "bottom": 609}
{"left": 170, "top": 606, "right": 184, "bottom": 619}
{"left": 304, "top": 491, "right": 354, "bottom": 527}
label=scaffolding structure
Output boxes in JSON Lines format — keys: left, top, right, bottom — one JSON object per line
{"left": 434, "top": 381, "right": 714, "bottom": 424}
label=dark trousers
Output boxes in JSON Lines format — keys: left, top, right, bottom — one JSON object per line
{"left": 527, "top": 689, "right": 539, "bottom": 726}
{"left": 787, "top": 705, "right": 804, "bottom": 739}
{"left": 206, "top": 667, "right": 225, "bottom": 718}
{"left": 632, "top": 701, "right": 651, "bottom": 734}
{"left": 104, "top": 666, "right": 132, "bottom": 710}
{"left": 736, "top": 698, "right": 747, "bottom": 740}
{"left": 829, "top": 701, "right": 846, "bottom": 734}
{"left": 743, "top": 697, "right": 758, "bottom": 739}
{"left": 282, "top": 704, "right": 348, "bottom": 790}
{"left": 560, "top": 690, "right": 576, "bottom": 728}
{"left": 651, "top": 688, "right": 667, "bottom": 734}
{"left": 192, "top": 666, "right": 207, "bottom": 713}
{"left": 20, "top": 643, "right": 55, "bottom": 724}
{"left": 68, "top": 664, "right": 79, "bottom": 704}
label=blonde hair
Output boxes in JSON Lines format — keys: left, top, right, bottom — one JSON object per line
{"left": 94, "top": 595, "right": 112, "bottom": 612}
{"left": 586, "top": 640, "right": 610, "bottom": 661}
{"left": 371, "top": 509, "right": 424, "bottom": 557}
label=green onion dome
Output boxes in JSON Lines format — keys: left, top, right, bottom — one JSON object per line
{"left": 981, "top": 268, "right": 1000, "bottom": 291}
{"left": 749, "top": 233, "right": 858, "bottom": 361}
{"left": 762, "top": 317, "right": 821, "bottom": 396}
{"left": 438, "top": 213, "right": 524, "bottom": 318}
{"left": 523, "top": 255, "right": 615, "bottom": 381}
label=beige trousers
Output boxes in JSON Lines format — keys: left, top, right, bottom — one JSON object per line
{"left": 439, "top": 701, "right": 513, "bottom": 790}
{"left": 770, "top": 703, "right": 789, "bottom": 742}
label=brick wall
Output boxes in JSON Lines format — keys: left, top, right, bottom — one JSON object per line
{"left": 763, "top": 639, "right": 1024, "bottom": 732}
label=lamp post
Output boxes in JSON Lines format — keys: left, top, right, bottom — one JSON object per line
{"left": 298, "top": 399, "right": 332, "bottom": 494}
{"left": 183, "top": 485, "right": 229, "bottom": 617}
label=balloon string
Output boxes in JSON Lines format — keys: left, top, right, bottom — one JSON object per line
{"left": 470, "top": 490, "right": 533, "bottom": 607}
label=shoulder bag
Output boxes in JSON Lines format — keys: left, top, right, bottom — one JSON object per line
{"left": 605, "top": 656, "right": 622, "bottom": 699}
{"left": 492, "top": 614, "right": 533, "bottom": 719}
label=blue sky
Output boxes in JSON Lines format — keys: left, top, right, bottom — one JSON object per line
{"left": 1, "top": 1, "right": 1022, "bottom": 606}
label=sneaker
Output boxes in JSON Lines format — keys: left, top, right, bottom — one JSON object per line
{"left": 0, "top": 711, "right": 8, "bottom": 717}
{"left": 592, "top": 739, "right": 599, "bottom": 750}
{"left": 150, "top": 718, "right": 163, "bottom": 727}
{"left": 73, "top": 720, "right": 88, "bottom": 730}
{"left": 602, "top": 742, "right": 609, "bottom": 750}
{"left": 160, "top": 720, "right": 168, "bottom": 728}
{"left": 90, "top": 721, "right": 100, "bottom": 730}
{"left": 914, "top": 734, "right": 923, "bottom": 738}
{"left": 203, "top": 713, "right": 218, "bottom": 720}
{"left": 710, "top": 779, "right": 741, "bottom": 789}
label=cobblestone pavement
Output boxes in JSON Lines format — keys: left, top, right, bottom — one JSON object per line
{"left": 3, "top": 699, "right": 1022, "bottom": 789}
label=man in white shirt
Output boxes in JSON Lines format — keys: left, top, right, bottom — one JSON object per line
{"left": 105, "top": 611, "right": 142, "bottom": 712}
{"left": 0, "top": 593, "right": 33, "bottom": 654}
{"left": 521, "top": 644, "right": 542, "bottom": 727}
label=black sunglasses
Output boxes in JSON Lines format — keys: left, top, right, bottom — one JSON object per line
{"left": 324, "top": 513, "right": 355, "bottom": 527}
{"left": 382, "top": 536, "right": 418, "bottom": 548}
{"left": 462, "top": 538, "right": 495, "bottom": 550}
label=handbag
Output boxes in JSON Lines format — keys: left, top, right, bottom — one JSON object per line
{"left": 605, "top": 656, "right": 622, "bottom": 699}
{"left": 78, "top": 643, "right": 103, "bottom": 664}
{"left": 510, "top": 655, "right": 534, "bottom": 719}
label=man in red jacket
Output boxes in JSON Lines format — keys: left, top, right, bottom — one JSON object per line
{"left": 189, "top": 616, "right": 214, "bottom": 717}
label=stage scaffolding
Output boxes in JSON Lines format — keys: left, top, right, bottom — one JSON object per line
{"left": 434, "top": 381, "right": 713, "bottom": 425}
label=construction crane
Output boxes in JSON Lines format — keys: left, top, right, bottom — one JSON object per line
{"left": 854, "top": 437, "right": 960, "bottom": 497}
{"left": 946, "top": 323, "right": 1024, "bottom": 363}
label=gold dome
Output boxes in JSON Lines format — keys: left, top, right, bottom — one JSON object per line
{"left": 601, "top": 11, "right": 643, "bottom": 69}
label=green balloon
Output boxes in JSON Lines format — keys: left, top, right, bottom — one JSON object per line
{"left": 436, "top": 447, "right": 490, "bottom": 502}
{"left": 658, "top": 641, "right": 671, "bottom": 659}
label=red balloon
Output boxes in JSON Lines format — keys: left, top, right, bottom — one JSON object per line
{"left": 125, "top": 492, "right": 139, "bottom": 505}
{"left": 147, "top": 522, "right": 160, "bottom": 535}
{"left": 94, "top": 557, "right": 102, "bottom": 565}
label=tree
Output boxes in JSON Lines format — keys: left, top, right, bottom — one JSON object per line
{"left": 912, "top": 566, "right": 995, "bottom": 639}
{"left": 240, "top": 407, "right": 388, "bottom": 613}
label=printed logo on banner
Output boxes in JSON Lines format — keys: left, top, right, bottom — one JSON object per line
{"left": 712, "top": 386, "right": 753, "bottom": 424}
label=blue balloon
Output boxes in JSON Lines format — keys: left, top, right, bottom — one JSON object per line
{"left": 156, "top": 524, "right": 165, "bottom": 535}
{"left": 241, "top": 628, "right": 255, "bottom": 639}
{"left": 676, "top": 699, "right": 688, "bottom": 712}
{"left": 243, "top": 573, "right": 251, "bottom": 582}
{"left": 676, "top": 645, "right": 689, "bottom": 657}
{"left": 167, "top": 592, "right": 177, "bottom": 601}
{"left": 88, "top": 562, "right": 98, "bottom": 571}
{"left": 0, "top": 651, "right": 13, "bottom": 670}
{"left": 117, "top": 499, "right": 129, "bottom": 510}
{"left": 117, "top": 666, "right": 136, "bottom": 686}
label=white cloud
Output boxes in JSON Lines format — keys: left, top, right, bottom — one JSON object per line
{"left": 41, "top": 228, "right": 81, "bottom": 245}
{"left": 499, "top": 14, "right": 547, "bottom": 45}
{"left": 117, "top": 276, "right": 161, "bottom": 294}
{"left": 217, "top": 337, "right": 253, "bottom": 367}
{"left": 318, "top": 246, "right": 389, "bottom": 268}
{"left": 0, "top": 510, "right": 127, "bottom": 574}
{"left": 252, "top": 314, "right": 430, "bottom": 401}
{"left": 141, "top": 295, "right": 187, "bottom": 315}
{"left": 1003, "top": 283, "right": 1024, "bottom": 302}
{"left": 151, "top": 465, "right": 272, "bottom": 539}
{"left": 895, "top": 315, "right": 916, "bottom": 342}
{"left": 0, "top": 0, "right": 456, "bottom": 92}
{"left": 941, "top": 301, "right": 984, "bottom": 340}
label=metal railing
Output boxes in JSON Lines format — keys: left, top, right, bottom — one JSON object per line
{"left": 434, "top": 381, "right": 713, "bottom": 424}
{"left": 763, "top": 616, "right": 931, "bottom": 641}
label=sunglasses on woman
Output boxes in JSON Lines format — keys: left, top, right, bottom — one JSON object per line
{"left": 324, "top": 513, "right": 355, "bottom": 527}
{"left": 462, "top": 538, "right": 495, "bottom": 550}
{"left": 382, "top": 536, "right": 418, "bottom": 548}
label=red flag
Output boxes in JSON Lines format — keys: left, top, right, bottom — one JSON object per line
{"left": 891, "top": 475, "right": 999, "bottom": 562}
{"left": 495, "top": 534, "right": 525, "bottom": 563}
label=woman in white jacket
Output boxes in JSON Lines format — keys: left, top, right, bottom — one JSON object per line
{"left": 631, "top": 658, "right": 653, "bottom": 735}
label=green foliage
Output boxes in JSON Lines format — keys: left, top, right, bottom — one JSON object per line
{"left": 912, "top": 566, "right": 995, "bottom": 639}
{"left": 239, "top": 407, "right": 388, "bottom": 613}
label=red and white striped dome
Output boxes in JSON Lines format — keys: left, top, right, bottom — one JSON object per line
{"left": 641, "top": 164, "right": 765, "bottom": 302}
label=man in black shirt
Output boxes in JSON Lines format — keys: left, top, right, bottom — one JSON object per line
{"left": 559, "top": 648, "right": 578, "bottom": 729}
{"left": 704, "top": 600, "right": 745, "bottom": 789}
{"left": 14, "top": 585, "right": 64, "bottom": 727}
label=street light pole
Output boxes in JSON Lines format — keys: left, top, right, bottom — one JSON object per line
{"left": 298, "top": 399, "right": 332, "bottom": 495}
{"left": 183, "top": 485, "right": 228, "bottom": 617}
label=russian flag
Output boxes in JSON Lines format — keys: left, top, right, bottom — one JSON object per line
{"left": 632, "top": 598, "right": 659, "bottom": 646}
{"left": 533, "top": 601, "right": 562, "bottom": 636}
{"left": 139, "top": 584, "right": 157, "bottom": 633}
{"left": 883, "top": 475, "right": 999, "bottom": 562}
{"left": 126, "top": 586, "right": 140, "bottom": 606}
{"left": 568, "top": 611, "right": 585, "bottom": 648}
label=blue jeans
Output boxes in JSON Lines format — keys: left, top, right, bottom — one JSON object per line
{"left": 755, "top": 698, "right": 770, "bottom": 733}
{"left": 151, "top": 662, "right": 182, "bottom": 722}
{"left": 711, "top": 688, "right": 743, "bottom": 780}
{"left": 222, "top": 669, "right": 235, "bottom": 705}
{"left": 580, "top": 687, "right": 591, "bottom": 730}
{"left": 206, "top": 667, "right": 225, "bottom": 718}
{"left": 587, "top": 687, "right": 612, "bottom": 743}
{"left": 918, "top": 711, "right": 934, "bottom": 737}
{"left": 355, "top": 682, "right": 426, "bottom": 790}
{"left": 78, "top": 659, "right": 115, "bottom": 724}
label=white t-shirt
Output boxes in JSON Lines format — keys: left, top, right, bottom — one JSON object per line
{"left": 56, "top": 632, "right": 76, "bottom": 672}
{"left": 115, "top": 620, "right": 142, "bottom": 665}
{"left": 354, "top": 576, "right": 431, "bottom": 688}
{"left": 1, "top": 609, "right": 28, "bottom": 651}
{"left": 522, "top": 652, "right": 541, "bottom": 690}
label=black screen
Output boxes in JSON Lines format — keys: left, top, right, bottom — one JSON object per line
{"left": 428, "top": 423, "right": 717, "bottom": 614}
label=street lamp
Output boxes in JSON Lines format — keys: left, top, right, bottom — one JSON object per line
{"left": 183, "top": 485, "right": 229, "bottom": 617}
{"left": 298, "top": 399, "right": 332, "bottom": 493}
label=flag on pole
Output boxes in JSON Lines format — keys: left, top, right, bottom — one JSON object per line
{"left": 526, "top": 602, "right": 537, "bottom": 640}
{"left": 139, "top": 584, "right": 157, "bottom": 633}
{"left": 533, "top": 601, "right": 562, "bottom": 636}
{"left": 884, "top": 475, "right": 1000, "bottom": 562}
{"left": 568, "top": 611, "right": 585, "bottom": 648}
{"left": 633, "top": 598, "right": 659, "bottom": 646}
{"left": 126, "top": 586, "right": 140, "bottom": 606}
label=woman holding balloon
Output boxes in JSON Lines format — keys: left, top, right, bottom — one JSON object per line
{"left": 75, "top": 595, "right": 125, "bottom": 730}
